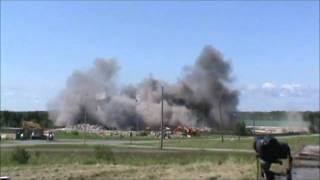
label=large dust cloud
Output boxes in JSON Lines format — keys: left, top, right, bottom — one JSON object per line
{"left": 48, "top": 45, "right": 238, "bottom": 130}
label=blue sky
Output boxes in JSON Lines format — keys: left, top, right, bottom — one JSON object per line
{"left": 1, "top": 1, "right": 319, "bottom": 111}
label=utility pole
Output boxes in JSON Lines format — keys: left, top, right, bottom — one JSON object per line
{"left": 83, "top": 107, "right": 87, "bottom": 145}
{"left": 160, "top": 86, "right": 164, "bottom": 150}
{"left": 83, "top": 94, "right": 88, "bottom": 146}
{"left": 136, "top": 98, "right": 139, "bottom": 132}
{"left": 137, "top": 118, "right": 139, "bottom": 132}
{"left": 253, "top": 119, "right": 256, "bottom": 136}
{"left": 218, "top": 98, "right": 224, "bottom": 143}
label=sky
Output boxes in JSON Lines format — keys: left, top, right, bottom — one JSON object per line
{"left": 1, "top": 1, "right": 319, "bottom": 112}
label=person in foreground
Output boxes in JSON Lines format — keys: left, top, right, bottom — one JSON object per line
{"left": 253, "top": 136, "right": 293, "bottom": 180}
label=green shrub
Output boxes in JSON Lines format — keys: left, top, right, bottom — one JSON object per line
{"left": 83, "top": 159, "right": 96, "bottom": 165}
{"left": 235, "top": 121, "right": 249, "bottom": 136}
{"left": 140, "top": 131, "right": 149, "bottom": 136}
{"left": 94, "top": 145, "right": 114, "bottom": 163}
{"left": 11, "top": 147, "right": 30, "bottom": 164}
{"left": 71, "top": 131, "right": 79, "bottom": 136}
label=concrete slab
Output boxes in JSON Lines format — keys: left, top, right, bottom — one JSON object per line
{"left": 291, "top": 145, "right": 320, "bottom": 180}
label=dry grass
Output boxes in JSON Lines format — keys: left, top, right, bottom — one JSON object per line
{"left": 1, "top": 162, "right": 256, "bottom": 180}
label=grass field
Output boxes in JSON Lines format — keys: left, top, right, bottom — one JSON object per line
{"left": 55, "top": 131, "right": 158, "bottom": 141}
{"left": 1, "top": 144, "right": 257, "bottom": 179}
{"left": 1, "top": 144, "right": 255, "bottom": 166}
{"left": 2, "top": 162, "right": 256, "bottom": 180}
{"left": 133, "top": 134, "right": 320, "bottom": 152}
{"left": 1, "top": 134, "right": 318, "bottom": 179}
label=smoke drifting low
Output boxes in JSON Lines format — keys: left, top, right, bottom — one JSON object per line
{"left": 48, "top": 45, "right": 239, "bottom": 130}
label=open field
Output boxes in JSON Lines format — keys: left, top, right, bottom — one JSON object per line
{"left": 55, "top": 131, "right": 158, "bottom": 141}
{"left": 54, "top": 131, "right": 241, "bottom": 140}
{"left": 1, "top": 145, "right": 255, "bottom": 166}
{"left": 52, "top": 131, "right": 320, "bottom": 153}
{"left": 1, "top": 163, "right": 256, "bottom": 180}
{"left": 1, "top": 144, "right": 256, "bottom": 180}
{"left": 131, "top": 134, "right": 320, "bottom": 152}
{"left": 55, "top": 132, "right": 172, "bottom": 141}
{"left": 1, "top": 134, "right": 319, "bottom": 179}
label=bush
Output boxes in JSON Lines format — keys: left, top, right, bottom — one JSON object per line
{"left": 94, "top": 145, "right": 114, "bottom": 163}
{"left": 235, "top": 121, "right": 249, "bottom": 136}
{"left": 11, "top": 147, "right": 30, "bottom": 164}
{"left": 71, "top": 131, "right": 79, "bottom": 136}
{"left": 140, "top": 131, "right": 149, "bottom": 136}
{"left": 303, "top": 112, "right": 320, "bottom": 133}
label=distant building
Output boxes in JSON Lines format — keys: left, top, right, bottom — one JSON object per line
{"left": 246, "top": 125, "right": 309, "bottom": 135}
{"left": 0, "top": 127, "right": 22, "bottom": 140}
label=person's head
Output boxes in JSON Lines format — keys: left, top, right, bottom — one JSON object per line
{"left": 253, "top": 136, "right": 275, "bottom": 154}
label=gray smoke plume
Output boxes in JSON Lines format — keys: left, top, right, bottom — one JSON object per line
{"left": 164, "top": 45, "right": 239, "bottom": 129}
{"left": 48, "top": 45, "right": 238, "bottom": 130}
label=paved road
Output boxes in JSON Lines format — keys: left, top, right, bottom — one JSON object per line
{"left": 0, "top": 139, "right": 135, "bottom": 147}
{"left": 0, "top": 139, "right": 254, "bottom": 153}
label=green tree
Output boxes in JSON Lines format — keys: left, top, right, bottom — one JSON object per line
{"left": 235, "top": 121, "right": 248, "bottom": 136}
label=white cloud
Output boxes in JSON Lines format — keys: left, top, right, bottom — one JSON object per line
{"left": 262, "top": 82, "right": 276, "bottom": 90}
{"left": 280, "top": 83, "right": 304, "bottom": 97}
{"left": 281, "top": 83, "right": 301, "bottom": 90}
{"left": 250, "top": 82, "right": 311, "bottom": 98}
{"left": 238, "top": 82, "right": 319, "bottom": 111}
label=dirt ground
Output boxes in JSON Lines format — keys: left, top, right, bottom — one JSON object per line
{"left": 1, "top": 163, "right": 255, "bottom": 180}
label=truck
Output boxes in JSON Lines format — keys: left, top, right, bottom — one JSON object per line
{"left": 16, "top": 121, "right": 54, "bottom": 140}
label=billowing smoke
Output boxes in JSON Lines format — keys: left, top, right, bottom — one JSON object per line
{"left": 280, "top": 111, "right": 310, "bottom": 128}
{"left": 48, "top": 45, "right": 238, "bottom": 130}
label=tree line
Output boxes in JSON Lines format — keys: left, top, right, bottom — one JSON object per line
{"left": 0, "top": 110, "right": 319, "bottom": 132}
{"left": 0, "top": 111, "right": 53, "bottom": 128}
{"left": 302, "top": 111, "right": 320, "bottom": 133}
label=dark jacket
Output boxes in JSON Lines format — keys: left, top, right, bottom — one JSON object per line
{"left": 254, "top": 136, "right": 291, "bottom": 163}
